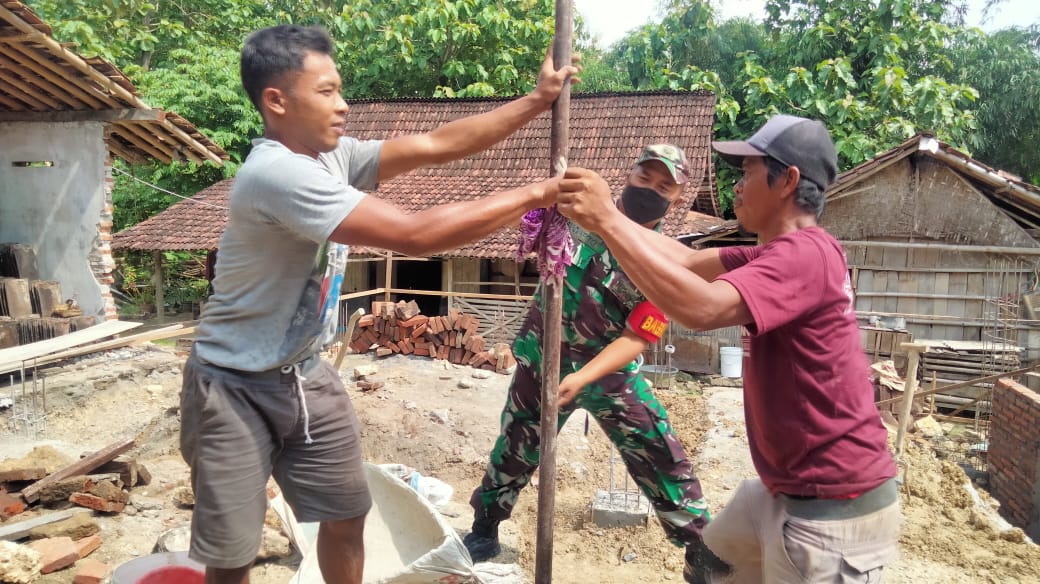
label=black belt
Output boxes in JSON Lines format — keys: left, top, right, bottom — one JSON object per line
{"left": 782, "top": 478, "right": 897, "bottom": 521}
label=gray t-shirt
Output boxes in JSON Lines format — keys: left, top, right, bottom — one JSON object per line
{"left": 194, "top": 136, "right": 382, "bottom": 371}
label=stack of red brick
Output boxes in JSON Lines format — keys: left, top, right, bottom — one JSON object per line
{"left": 349, "top": 300, "right": 517, "bottom": 373}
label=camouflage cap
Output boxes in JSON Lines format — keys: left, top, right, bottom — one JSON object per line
{"left": 636, "top": 143, "right": 690, "bottom": 185}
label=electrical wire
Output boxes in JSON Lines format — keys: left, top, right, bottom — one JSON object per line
{"left": 111, "top": 166, "right": 228, "bottom": 210}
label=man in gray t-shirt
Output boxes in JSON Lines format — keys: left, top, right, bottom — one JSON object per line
{"left": 180, "top": 24, "right": 579, "bottom": 584}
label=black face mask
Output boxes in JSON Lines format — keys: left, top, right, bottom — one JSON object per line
{"left": 620, "top": 185, "right": 671, "bottom": 225}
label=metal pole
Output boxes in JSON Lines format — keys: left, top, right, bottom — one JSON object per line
{"left": 536, "top": 4, "right": 572, "bottom": 583}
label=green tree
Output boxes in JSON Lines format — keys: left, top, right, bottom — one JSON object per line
{"left": 332, "top": 0, "right": 555, "bottom": 97}
{"left": 608, "top": 0, "right": 982, "bottom": 211}
{"left": 949, "top": 25, "right": 1040, "bottom": 183}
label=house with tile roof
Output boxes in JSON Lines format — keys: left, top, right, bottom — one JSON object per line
{"left": 0, "top": 0, "right": 226, "bottom": 333}
{"left": 114, "top": 91, "right": 726, "bottom": 340}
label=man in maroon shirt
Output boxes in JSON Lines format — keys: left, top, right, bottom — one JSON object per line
{"left": 556, "top": 115, "right": 900, "bottom": 583}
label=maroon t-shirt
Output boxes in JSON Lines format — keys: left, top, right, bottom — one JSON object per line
{"left": 717, "top": 227, "right": 896, "bottom": 498}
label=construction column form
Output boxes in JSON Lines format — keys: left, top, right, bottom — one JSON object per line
{"left": 989, "top": 377, "right": 1040, "bottom": 540}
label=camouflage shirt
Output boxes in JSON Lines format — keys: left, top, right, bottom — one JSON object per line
{"left": 513, "top": 223, "right": 650, "bottom": 377}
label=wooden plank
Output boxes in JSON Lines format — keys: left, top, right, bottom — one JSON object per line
{"left": 895, "top": 346, "right": 923, "bottom": 458}
{"left": 854, "top": 269, "right": 874, "bottom": 313}
{"left": 966, "top": 273, "right": 986, "bottom": 321}
{"left": 21, "top": 438, "right": 135, "bottom": 504}
{"left": 386, "top": 288, "right": 532, "bottom": 302}
{"left": 0, "top": 509, "right": 78, "bottom": 541}
{"left": 34, "top": 324, "right": 189, "bottom": 366}
{"left": 455, "top": 296, "right": 530, "bottom": 344}
{"left": 932, "top": 271, "right": 950, "bottom": 339}
{"left": 876, "top": 362, "right": 1040, "bottom": 406}
{"left": 0, "top": 320, "right": 141, "bottom": 374}
{"left": 0, "top": 44, "right": 105, "bottom": 108}
{"left": 872, "top": 270, "right": 889, "bottom": 315}
{"left": 946, "top": 272, "right": 968, "bottom": 325}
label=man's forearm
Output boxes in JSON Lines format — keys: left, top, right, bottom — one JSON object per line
{"left": 597, "top": 216, "right": 721, "bottom": 328}
{"left": 425, "top": 94, "right": 549, "bottom": 163}
{"left": 571, "top": 331, "right": 647, "bottom": 386}
{"left": 397, "top": 181, "right": 549, "bottom": 256}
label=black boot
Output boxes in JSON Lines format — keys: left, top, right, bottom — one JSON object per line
{"left": 462, "top": 515, "right": 501, "bottom": 562}
{"left": 684, "top": 540, "right": 731, "bottom": 584}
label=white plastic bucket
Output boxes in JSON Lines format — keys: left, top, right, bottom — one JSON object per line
{"left": 719, "top": 346, "right": 743, "bottom": 378}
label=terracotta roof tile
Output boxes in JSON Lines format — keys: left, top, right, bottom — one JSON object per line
{"left": 113, "top": 91, "right": 721, "bottom": 256}
{"left": 112, "top": 179, "right": 231, "bottom": 251}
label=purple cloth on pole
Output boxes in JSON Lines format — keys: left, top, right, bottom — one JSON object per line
{"left": 518, "top": 206, "right": 573, "bottom": 280}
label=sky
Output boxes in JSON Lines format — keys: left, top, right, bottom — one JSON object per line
{"left": 572, "top": 0, "right": 1040, "bottom": 47}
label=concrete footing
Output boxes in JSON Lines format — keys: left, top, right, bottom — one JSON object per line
{"left": 589, "top": 489, "right": 651, "bottom": 528}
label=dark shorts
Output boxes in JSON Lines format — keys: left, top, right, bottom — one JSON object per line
{"left": 180, "top": 352, "right": 371, "bottom": 569}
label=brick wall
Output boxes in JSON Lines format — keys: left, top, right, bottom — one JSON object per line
{"left": 990, "top": 377, "right": 1040, "bottom": 539}
{"left": 87, "top": 151, "right": 118, "bottom": 321}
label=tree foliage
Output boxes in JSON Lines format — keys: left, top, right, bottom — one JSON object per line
{"left": 948, "top": 25, "right": 1040, "bottom": 183}
{"left": 601, "top": 0, "right": 992, "bottom": 210}
{"left": 334, "top": 0, "right": 555, "bottom": 98}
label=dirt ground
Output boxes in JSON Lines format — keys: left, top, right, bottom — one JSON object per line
{"left": 1, "top": 343, "right": 1039, "bottom": 583}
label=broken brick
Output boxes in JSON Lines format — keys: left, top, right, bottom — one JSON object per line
{"left": 399, "top": 314, "right": 428, "bottom": 328}
{"left": 136, "top": 464, "right": 152, "bottom": 486}
{"left": 411, "top": 322, "right": 427, "bottom": 338}
{"left": 0, "top": 492, "right": 25, "bottom": 519}
{"left": 74, "top": 534, "right": 102, "bottom": 558}
{"left": 395, "top": 300, "right": 421, "bottom": 320}
{"left": 69, "top": 493, "right": 125, "bottom": 513}
{"left": 357, "top": 380, "right": 385, "bottom": 392}
{"left": 28, "top": 536, "right": 80, "bottom": 574}
{"left": 93, "top": 458, "right": 138, "bottom": 487}
{"left": 87, "top": 480, "right": 128, "bottom": 504}
{"left": 73, "top": 558, "right": 111, "bottom": 584}
{"left": 0, "top": 468, "right": 46, "bottom": 483}
{"left": 39, "top": 476, "right": 95, "bottom": 506}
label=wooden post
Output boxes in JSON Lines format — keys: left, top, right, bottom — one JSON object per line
{"left": 536, "top": 5, "right": 572, "bottom": 583}
{"left": 444, "top": 258, "right": 455, "bottom": 312}
{"left": 894, "top": 342, "right": 929, "bottom": 459}
{"left": 152, "top": 250, "right": 164, "bottom": 323}
{"left": 383, "top": 250, "right": 393, "bottom": 303}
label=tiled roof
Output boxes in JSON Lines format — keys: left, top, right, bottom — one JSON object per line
{"left": 0, "top": 1, "right": 226, "bottom": 165}
{"left": 114, "top": 91, "right": 721, "bottom": 256}
{"left": 112, "top": 179, "right": 231, "bottom": 251}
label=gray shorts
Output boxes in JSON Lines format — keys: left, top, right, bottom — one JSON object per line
{"left": 180, "top": 352, "right": 371, "bottom": 569}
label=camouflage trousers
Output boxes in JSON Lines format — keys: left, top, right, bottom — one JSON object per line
{"left": 470, "top": 360, "right": 712, "bottom": 547}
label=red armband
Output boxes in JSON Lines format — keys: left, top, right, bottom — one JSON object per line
{"left": 627, "top": 301, "right": 668, "bottom": 343}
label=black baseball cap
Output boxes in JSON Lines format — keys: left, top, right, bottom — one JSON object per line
{"left": 712, "top": 115, "right": 838, "bottom": 190}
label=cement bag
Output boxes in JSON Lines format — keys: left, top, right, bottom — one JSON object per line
{"left": 378, "top": 463, "right": 455, "bottom": 510}
{"left": 277, "top": 463, "right": 477, "bottom": 584}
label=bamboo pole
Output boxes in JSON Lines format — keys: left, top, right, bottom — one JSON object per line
{"left": 536, "top": 4, "right": 572, "bottom": 582}
{"left": 843, "top": 240, "right": 1040, "bottom": 256}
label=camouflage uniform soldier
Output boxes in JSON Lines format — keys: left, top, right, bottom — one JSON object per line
{"left": 464, "top": 145, "right": 727, "bottom": 584}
